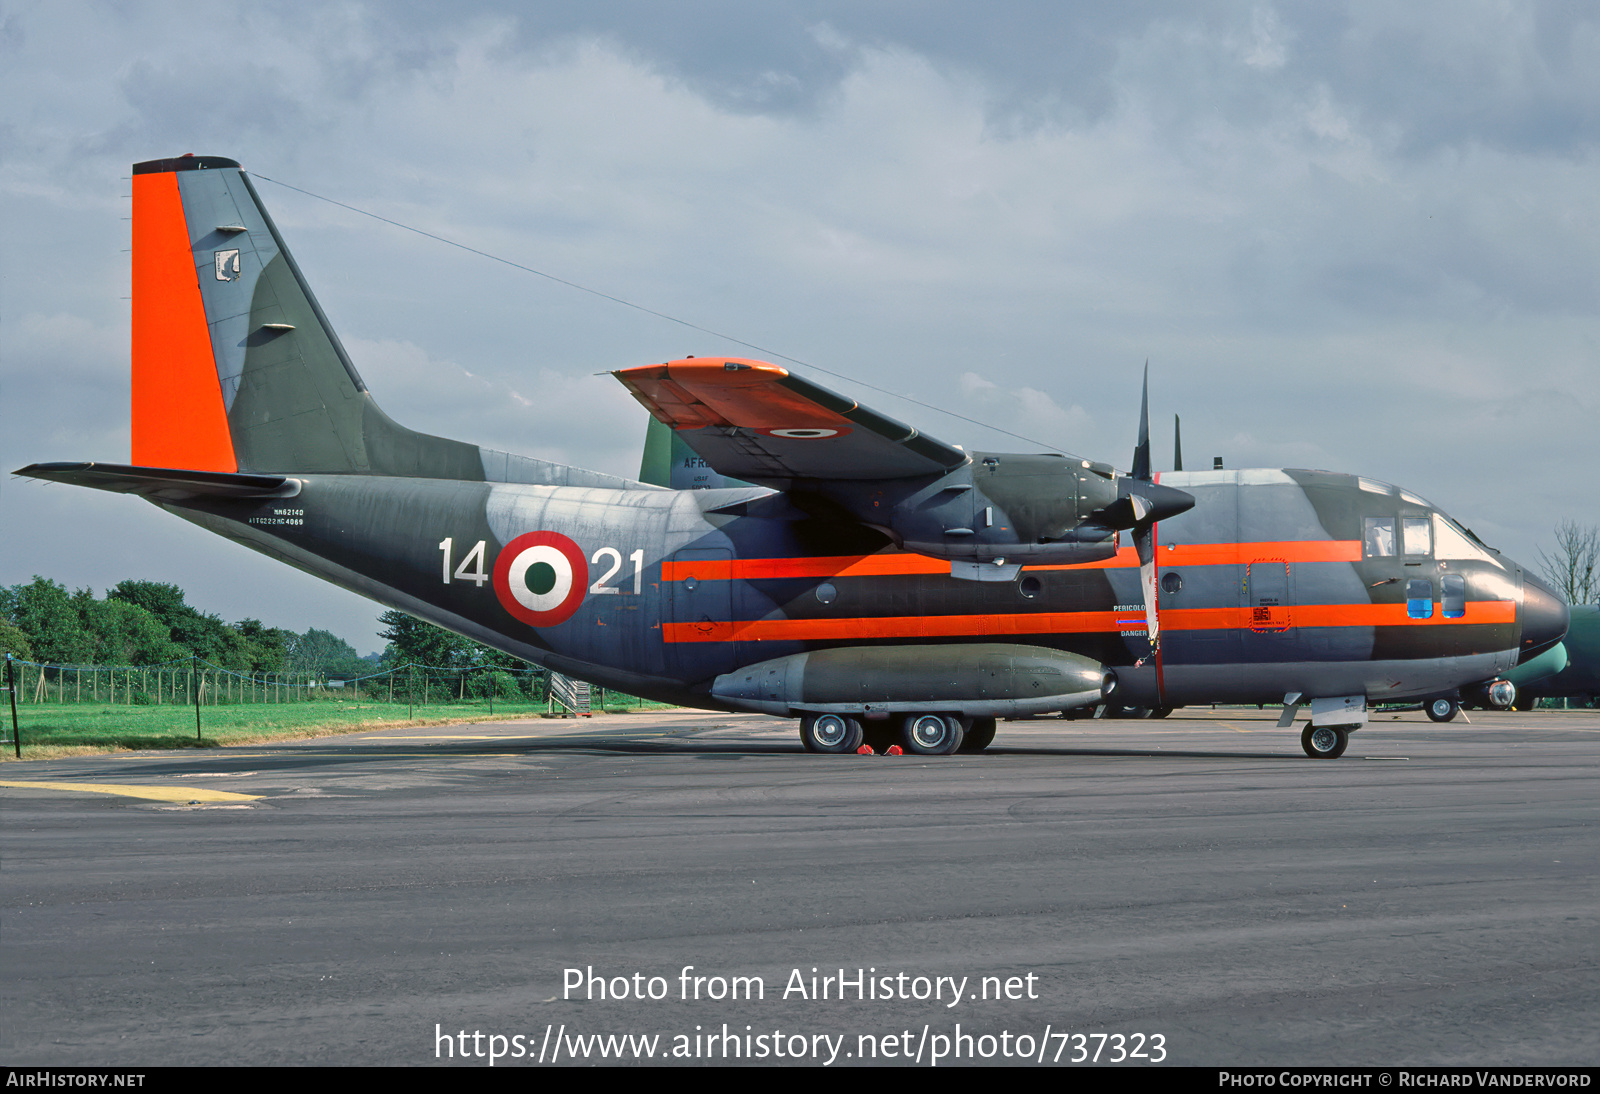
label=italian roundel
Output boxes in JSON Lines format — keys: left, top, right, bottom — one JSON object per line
{"left": 493, "top": 531, "right": 589, "bottom": 627}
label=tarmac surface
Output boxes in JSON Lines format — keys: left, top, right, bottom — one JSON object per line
{"left": 2, "top": 707, "right": 1596, "bottom": 1067}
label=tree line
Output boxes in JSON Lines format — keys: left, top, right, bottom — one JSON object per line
{"left": 0, "top": 576, "right": 540, "bottom": 685}
{"left": 0, "top": 578, "right": 389, "bottom": 677}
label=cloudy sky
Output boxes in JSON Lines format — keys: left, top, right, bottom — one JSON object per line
{"left": 2, "top": 1, "right": 1597, "bottom": 652}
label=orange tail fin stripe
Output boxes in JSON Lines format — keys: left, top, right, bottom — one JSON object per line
{"left": 131, "top": 172, "right": 235, "bottom": 472}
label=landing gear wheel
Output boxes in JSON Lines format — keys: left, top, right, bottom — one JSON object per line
{"left": 958, "top": 717, "right": 997, "bottom": 753}
{"left": 801, "top": 713, "right": 864, "bottom": 754}
{"left": 1425, "top": 698, "right": 1460, "bottom": 723}
{"left": 902, "top": 713, "right": 964, "bottom": 755}
{"left": 1301, "top": 725, "right": 1349, "bottom": 759}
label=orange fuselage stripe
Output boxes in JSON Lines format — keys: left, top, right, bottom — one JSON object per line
{"left": 661, "top": 600, "right": 1515, "bottom": 643}
{"left": 131, "top": 172, "right": 235, "bottom": 472}
{"left": 660, "top": 540, "right": 1363, "bottom": 582}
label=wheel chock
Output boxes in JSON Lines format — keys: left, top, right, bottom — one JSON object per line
{"left": 885, "top": 745, "right": 904, "bottom": 755}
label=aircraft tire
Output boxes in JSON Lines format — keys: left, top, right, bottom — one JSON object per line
{"left": 902, "top": 713, "right": 964, "bottom": 755}
{"left": 1148, "top": 706, "right": 1173, "bottom": 719}
{"left": 801, "top": 713, "right": 864, "bottom": 754}
{"left": 958, "top": 717, "right": 997, "bottom": 753}
{"left": 1301, "top": 725, "right": 1349, "bottom": 759}
{"left": 1425, "top": 698, "right": 1460, "bottom": 723}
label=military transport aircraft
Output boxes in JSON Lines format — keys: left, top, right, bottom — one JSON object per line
{"left": 15, "top": 154, "right": 1570, "bottom": 759}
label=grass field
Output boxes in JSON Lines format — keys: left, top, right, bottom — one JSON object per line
{"left": 0, "top": 696, "right": 675, "bottom": 760}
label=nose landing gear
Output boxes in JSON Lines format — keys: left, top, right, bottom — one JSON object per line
{"left": 1425, "top": 698, "right": 1460, "bottom": 722}
{"left": 1301, "top": 724, "right": 1349, "bottom": 759}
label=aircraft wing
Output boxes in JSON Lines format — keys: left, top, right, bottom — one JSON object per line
{"left": 613, "top": 359, "right": 968, "bottom": 484}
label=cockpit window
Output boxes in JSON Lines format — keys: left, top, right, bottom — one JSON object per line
{"left": 1364, "top": 516, "right": 1396, "bottom": 557}
{"left": 1402, "top": 516, "right": 1432, "bottom": 557}
{"left": 1434, "top": 514, "right": 1494, "bottom": 562}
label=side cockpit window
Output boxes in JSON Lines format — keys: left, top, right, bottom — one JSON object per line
{"left": 1364, "top": 516, "right": 1396, "bottom": 557}
{"left": 1402, "top": 516, "right": 1432, "bottom": 557}
{"left": 1441, "top": 574, "right": 1466, "bottom": 619}
{"left": 1407, "top": 578, "right": 1434, "bottom": 619}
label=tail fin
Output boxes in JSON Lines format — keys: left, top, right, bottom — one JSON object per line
{"left": 637, "top": 415, "right": 751, "bottom": 490}
{"left": 130, "top": 154, "right": 481, "bottom": 477}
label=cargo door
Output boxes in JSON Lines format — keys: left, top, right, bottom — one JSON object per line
{"left": 1242, "top": 558, "right": 1297, "bottom": 661}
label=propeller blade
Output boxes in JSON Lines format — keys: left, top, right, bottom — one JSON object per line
{"left": 1173, "top": 414, "right": 1182, "bottom": 472}
{"left": 1131, "top": 361, "right": 1151, "bottom": 482}
{"left": 1136, "top": 522, "right": 1160, "bottom": 655}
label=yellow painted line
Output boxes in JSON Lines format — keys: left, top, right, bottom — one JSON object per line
{"left": 356, "top": 734, "right": 516, "bottom": 740}
{"left": 0, "top": 780, "right": 259, "bottom": 803}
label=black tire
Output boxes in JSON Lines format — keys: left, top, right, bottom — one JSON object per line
{"left": 958, "top": 717, "right": 997, "bottom": 753}
{"left": 1148, "top": 706, "right": 1173, "bottom": 719}
{"left": 801, "top": 713, "right": 864, "bottom": 753}
{"left": 1425, "top": 698, "right": 1459, "bottom": 723}
{"left": 1301, "top": 724, "right": 1349, "bottom": 759}
{"left": 901, "top": 713, "right": 964, "bottom": 755}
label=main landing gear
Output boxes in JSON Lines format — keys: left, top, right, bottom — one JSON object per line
{"left": 799, "top": 713, "right": 997, "bottom": 755}
{"left": 799, "top": 713, "right": 864, "bottom": 753}
{"left": 1301, "top": 725, "right": 1349, "bottom": 759}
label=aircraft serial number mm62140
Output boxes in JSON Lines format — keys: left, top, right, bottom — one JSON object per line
{"left": 16, "top": 154, "right": 1569, "bottom": 760}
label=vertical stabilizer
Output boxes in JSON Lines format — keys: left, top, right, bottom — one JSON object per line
{"left": 129, "top": 154, "right": 482, "bottom": 478}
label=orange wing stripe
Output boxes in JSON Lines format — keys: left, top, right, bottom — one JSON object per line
{"left": 618, "top": 358, "right": 853, "bottom": 431}
{"left": 131, "top": 172, "right": 235, "bottom": 471}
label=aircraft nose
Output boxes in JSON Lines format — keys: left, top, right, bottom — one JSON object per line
{"left": 1518, "top": 570, "right": 1569, "bottom": 664}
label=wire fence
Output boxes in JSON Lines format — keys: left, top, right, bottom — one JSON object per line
{"left": 1, "top": 653, "right": 666, "bottom": 757}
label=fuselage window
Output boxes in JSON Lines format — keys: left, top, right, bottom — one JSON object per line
{"left": 1364, "top": 516, "right": 1396, "bottom": 557}
{"left": 1441, "top": 574, "right": 1466, "bottom": 619}
{"left": 1402, "top": 516, "right": 1432, "bottom": 557}
{"left": 1407, "top": 578, "right": 1434, "bottom": 619}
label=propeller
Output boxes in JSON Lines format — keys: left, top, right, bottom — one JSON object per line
{"left": 1127, "top": 365, "right": 1194, "bottom": 657}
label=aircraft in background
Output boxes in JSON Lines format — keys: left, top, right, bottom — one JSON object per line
{"left": 1500, "top": 605, "right": 1598, "bottom": 709}
{"left": 15, "top": 154, "right": 1570, "bottom": 759}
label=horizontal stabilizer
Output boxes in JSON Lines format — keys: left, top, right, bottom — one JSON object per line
{"left": 14, "top": 461, "right": 298, "bottom": 500}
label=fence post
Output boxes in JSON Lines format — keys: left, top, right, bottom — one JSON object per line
{"left": 6, "top": 656, "right": 19, "bottom": 758}
{"left": 192, "top": 658, "right": 201, "bottom": 741}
